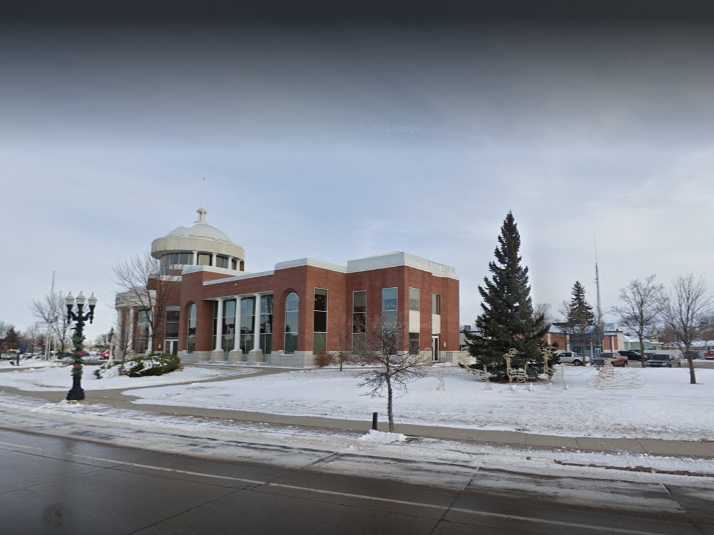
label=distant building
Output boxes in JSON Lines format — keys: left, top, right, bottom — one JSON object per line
{"left": 116, "top": 208, "right": 462, "bottom": 367}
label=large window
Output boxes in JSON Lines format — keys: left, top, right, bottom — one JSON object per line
{"left": 187, "top": 303, "right": 197, "bottom": 353}
{"left": 160, "top": 252, "right": 194, "bottom": 274}
{"left": 197, "top": 252, "right": 212, "bottom": 266}
{"left": 409, "top": 332, "right": 420, "bottom": 355}
{"left": 134, "top": 309, "right": 150, "bottom": 353}
{"left": 382, "top": 287, "right": 398, "bottom": 328}
{"left": 409, "top": 287, "right": 420, "bottom": 311}
{"left": 222, "top": 299, "right": 236, "bottom": 353}
{"left": 284, "top": 292, "right": 299, "bottom": 354}
{"left": 314, "top": 289, "right": 328, "bottom": 355}
{"left": 352, "top": 290, "right": 367, "bottom": 352}
{"left": 432, "top": 293, "right": 441, "bottom": 315}
{"left": 260, "top": 295, "right": 273, "bottom": 355}
{"left": 240, "top": 297, "right": 255, "bottom": 354}
{"left": 216, "top": 255, "right": 229, "bottom": 268}
{"left": 165, "top": 309, "right": 180, "bottom": 338}
{"left": 231, "top": 258, "right": 238, "bottom": 270}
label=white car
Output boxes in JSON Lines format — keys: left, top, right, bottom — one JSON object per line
{"left": 556, "top": 351, "right": 589, "bottom": 366}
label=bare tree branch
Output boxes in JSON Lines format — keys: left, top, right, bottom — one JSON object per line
{"left": 355, "top": 320, "right": 424, "bottom": 432}
{"left": 612, "top": 275, "right": 666, "bottom": 368}
{"left": 114, "top": 253, "right": 170, "bottom": 354}
{"left": 661, "top": 274, "right": 712, "bottom": 384}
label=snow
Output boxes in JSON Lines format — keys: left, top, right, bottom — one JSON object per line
{"left": 358, "top": 430, "right": 407, "bottom": 444}
{"left": 126, "top": 366, "right": 714, "bottom": 441}
{"left": 0, "top": 364, "right": 253, "bottom": 391}
{"left": 0, "top": 358, "right": 63, "bottom": 370}
{"left": 0, "top": 391, "right": 713, "bottom": 511}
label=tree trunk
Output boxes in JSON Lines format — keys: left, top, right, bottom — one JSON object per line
{"left": 386, "top": 377, "right": 394, "bottom": 432}
{"left": 687, "top": 355, "right": 697, "bottom": 384}
{"left": 639, "top": 337, "right": 646, "bottom": 368}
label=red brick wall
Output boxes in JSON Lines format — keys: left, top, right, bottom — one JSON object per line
{"left": 171, "top": 263, "right": 460, "bottom": 355}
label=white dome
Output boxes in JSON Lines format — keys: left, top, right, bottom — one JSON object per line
{"left": 167, "top": 222, "right": 232, "bottom": 243}
{"left": 151, "top": 208, "right": 245, "bottom": 261}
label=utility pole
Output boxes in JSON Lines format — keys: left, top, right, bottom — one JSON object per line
{"left": 44, "top": 270, "right": 56, "bottom": 360}
{"left": 594, "top": 237, "right": 603, "bottom": 356}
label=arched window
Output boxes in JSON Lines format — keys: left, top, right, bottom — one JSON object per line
{"left": 284, "top": 292, "right": 299, "bottom": 354}
{"left": 187, "top": 303, "right": 197, "bottom": 353}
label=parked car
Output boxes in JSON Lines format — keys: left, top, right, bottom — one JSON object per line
{"left": 556, "top": 351, "right": 589, "bottom": 366}
{"left": 610, "top": 354, "right": 629, "bottom": 367}
{"left": 645, "top": 354, "right": 672, "bottom": 367}
{"left": 618, "top": 350, "right": 644, "bottom": 361}
{"left": 595, "top": 352, "right": 628, "bottom": 367}
{"left": 704, "top": 350, "right": 714, "bottom": 360}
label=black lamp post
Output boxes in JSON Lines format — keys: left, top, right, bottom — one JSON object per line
{"left": 65, "top": 291, "right": 97, "bottom": 401}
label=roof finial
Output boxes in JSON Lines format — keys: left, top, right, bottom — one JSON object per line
{"left": 196, "top": 207, "right": 207, "bottom": 223}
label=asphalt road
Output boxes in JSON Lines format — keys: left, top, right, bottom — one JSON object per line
{"left": 0, "top": 429, "right": 712, "bottom": 535}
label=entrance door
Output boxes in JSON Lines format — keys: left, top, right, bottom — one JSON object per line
{"left": 166, "top": 339, "right": 178, "bottom": 356}
{"left": 431, "top": 335, "right": 440, "bottom": 362}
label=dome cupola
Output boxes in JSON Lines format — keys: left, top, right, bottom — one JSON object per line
{"left": 151, "top": 208, "right": 245, "bottom": 273}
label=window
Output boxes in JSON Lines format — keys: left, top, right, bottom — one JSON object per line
{"left": 160, "top": 253, "right": 194, "bottom": 274}
{"left": 197, "top": 252, "right": 212, "bottom": 266}
{"left": 260, "top": 295, "right": 273, "bottom": 355}
{"left": 211, "top": 302, "right": 219, "bottom": 349}
{"left": 352, "top": 290, "right": 367, "bottom": 352}
{"left": 187, "top": 303, "right": 197, "bottom": 353}
{"left": 216, "top": 255, "right": 229, "bottom": 268}
{"left": 314, "top": 289, "right": 328, "bottom": 355}
{"left": 135, "top": 309, "right": 150, "bottom": 353}
{"left": 231, "top": 257, "right": 238, "bottom": 270}
{"left": 284, "top": 292, "right": 299, "bottom": 354}
{"left": 409, "top": 332, "right": 420, "bottom": 355}
{"left": 382, "top": 287, "right": 398, "bottom": 328}
{"left": 432, "top": 293, "right": 441, "bottom": 315}
{"left": 165, "top": 309, "right": 180, "bottom": 338}
{"left": 409, "top": 287, "right": 420, "bottom": 311}
{"left": 223, "top": 299, "right": 236, "bottom": 353}
{"left": 239, "top": 260, "right": 245, "bottom": 271}
{"left": 240, "top": 297, "right": 255, "bottom": 354}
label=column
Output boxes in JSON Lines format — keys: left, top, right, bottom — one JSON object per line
{"left": 210, "top": 298, "right": 224, "bottom": 361}
{"left": 211, "top": 253, "right": 217, "bottom": 267}
{"left": 229, "top": 296, "right": 242, "bottom": 362}
{"left": 249, "top": 293, "right": 263, "bottom": 361}
{"left": 192, "top": 251, "right": 198, "bottom": 265}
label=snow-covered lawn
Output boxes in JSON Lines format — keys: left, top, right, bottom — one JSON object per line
{"left": 0, "top": 364, "right": 252, "bottom": 391}
{"left": 126, "top": 365, "right": 714, "bottom": 440}
{"left": 0, "top": 358, "right": 64, "bottom": 370}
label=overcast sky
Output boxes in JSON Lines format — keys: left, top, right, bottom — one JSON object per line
{"left": 2, "top": 23, "right": 713, "bottom": 339}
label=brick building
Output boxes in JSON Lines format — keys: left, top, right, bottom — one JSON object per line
{"left": 116, "top": 209, "right": 461, "bottom": 367}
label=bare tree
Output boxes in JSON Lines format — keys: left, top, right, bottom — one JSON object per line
{"left": 356, "top": 321, "right": 424, "bottom": 432}
{"left": 662, "top": 274, "right": 711, "bottom": 384}
{"left": 32, "top": 291, "right": 71, "bottom": 355}
{"left": 613, "top": 275, "right": 666, "bottom": 368}
{"left": 114, "top": 253, "right": 169, "bottom": 354}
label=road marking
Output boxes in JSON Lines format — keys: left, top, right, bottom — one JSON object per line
{"left": 0, "top": 433, "right": 680, "bottom": 535}
{"left": 82, "top": 454, "right": 669, "bottom": 535}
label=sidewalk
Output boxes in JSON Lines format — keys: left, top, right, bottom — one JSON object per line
{"left": 3, "top": 366, "right": 712, "bottom": 459}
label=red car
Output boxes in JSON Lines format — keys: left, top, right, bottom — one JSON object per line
{"left": 704, "top": 350, "right": 714, "bottom": 360}
{"left": 100, "top": 350, "right": 110, "bottom": 359}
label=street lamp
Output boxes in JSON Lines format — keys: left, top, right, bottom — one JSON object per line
{"left": 65, "top": 291, "right": 97, "bottom": 401}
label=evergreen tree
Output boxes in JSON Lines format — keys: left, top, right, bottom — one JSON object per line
{"left": 566, "top": 281, "right": 595, "bottom": 355}
{"left": 465, "top": 212, "right": 549, "bottom": 375}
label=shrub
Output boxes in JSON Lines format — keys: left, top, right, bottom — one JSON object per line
{"left": 126, "top": 354, "right": 181, "bottom": 377}
{"left": 314, "top": 353, "right": 334, "bottom": 368}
